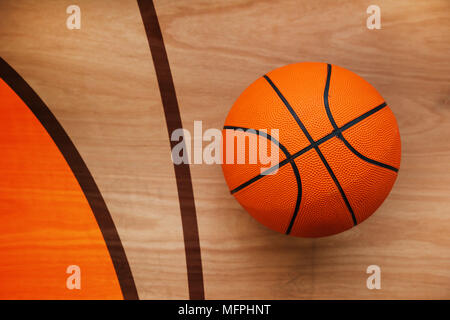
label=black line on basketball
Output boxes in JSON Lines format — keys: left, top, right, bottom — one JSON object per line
{"left": 229, "top": 102, "right": 390, "bottom": 200}
{"left": 223, "top": 126, "right": 302, "bottom": 234}
{"left": 340, "top": 102, "right": 387, "bottom": 131}
{"left": 224, "top": 125, "right": 290, "bottom": 156}
{"left": 340, "top": 137, "right": 399, "bottom": 172}
{"left": 0, "top": 57, "right": 139, "bottom": 300}
{"left": 324, "top": 63, "right": 398, "bottom": 173}
{"left": 286, "top": 159, "right": 302, "bottom": 234}
{"left": 137, "top": 0, "right": 204, "bottom": 300}
{"left": 263, "top": 75, "right": 316, "bottom": 145}
{"left": 263, "top": 74, "right": 358, "bottom": 226}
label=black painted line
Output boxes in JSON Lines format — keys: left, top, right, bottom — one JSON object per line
{"left": 0, "top": 57, "right": 139, "bottom": 299}
{"left": 137, "top": 0, "right": 204, "bottom": 299}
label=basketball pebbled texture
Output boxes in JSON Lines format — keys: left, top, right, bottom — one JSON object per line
{"left": 222, "top": 62, "right": 401, "bottom": 237}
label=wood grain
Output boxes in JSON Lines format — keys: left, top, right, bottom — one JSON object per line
{"left": 155, "top": 0, "right": 450, "bottom": 299}
{"left": 0, "top": 0, "right": 189, "bottom": 299}
{"left": 0, "top": 0, "right": 448, "bottom": 299}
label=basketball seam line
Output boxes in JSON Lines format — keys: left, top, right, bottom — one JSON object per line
{"left": 227, "top": 102, "right": 387, "bottom": 194}
{"left": 263, "top": 74, "right": 357, "bottom": 226}
{"left": 324, "top": 64, "right": 399, "bottom": 173}
{"left": 223, "top": 126, "right": 302, "bottom": 234}
{"left": 223, "top": 126, "right": 290, "bottom": 156}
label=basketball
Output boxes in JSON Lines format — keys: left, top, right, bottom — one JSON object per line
{"left": 222, "top": 62, "right": 401, "bottom": 237}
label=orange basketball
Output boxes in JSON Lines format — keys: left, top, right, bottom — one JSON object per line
{"left": 222, "top": 62, "right": 401, "bottom": 237}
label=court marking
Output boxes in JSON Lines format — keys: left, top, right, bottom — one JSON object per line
{"left": 323, "top": 63, "right": 399, "bottom": 172}
{"left": 137, "top": 0, "right": 205, "bottom": 299}
{"left": 0, "top": 57, "right": 138, "bottom": 300}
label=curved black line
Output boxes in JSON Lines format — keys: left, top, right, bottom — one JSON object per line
{"left": 312, "top": 146, "right": 357, "bottom": 225}
{"left": 324, "top": 64, "right": 398, "bottom": 172}
{"left": 0, "top": 57, "right": 139, "bottom": 299}
{"left": 223, "top": 126, "right": 302, "bottom": 234}
{"left": 225, "top": 126, "right": 290, "bottom": 194}
{"left": 340, "top": 102, "right": 387, "bottom": 131}
{"left": 323, "top": 64, "right": 339, "bottom": 129}
{"left": 224, "top": 125, "right": 290, "bottom": 156}
{"left": 228, "top": 102, "right": 389, "bottom": 203}
{"left": 264, "top": 74, "right": 358, "bottom": 225}
{"left": 340, "top": 138, "right": 399, "bottom": 172}
{"left": 263, "top": 75, "right": 315, "bottom": 145}
{"left": 137, "top": 0, "right": 204, "bottom": 299}
{"left": 286, "top": 159, "right": 302, "bottom": 234}
{"left": 230, "top": 163, "right": 284, "bottom": 194}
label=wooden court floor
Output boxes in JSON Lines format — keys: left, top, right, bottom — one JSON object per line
{"left": 0, "top": 0, "right": 449, "bottom": 299}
